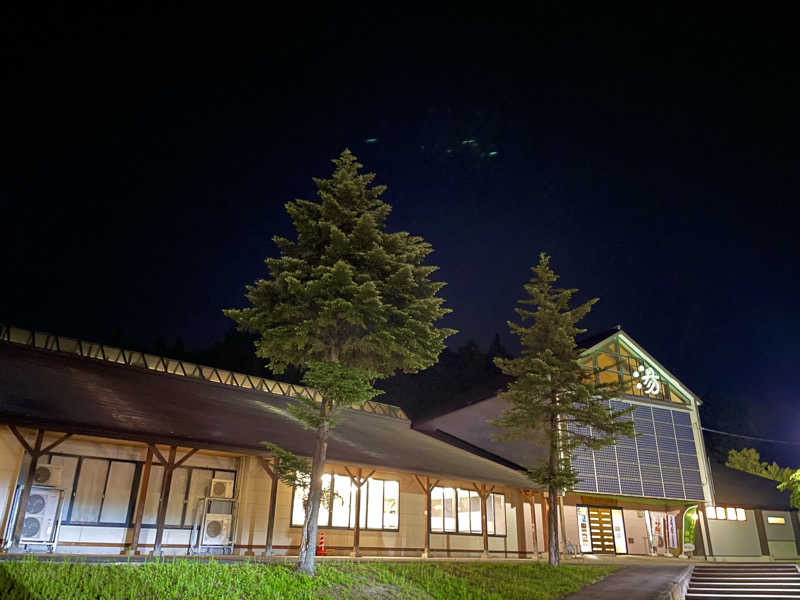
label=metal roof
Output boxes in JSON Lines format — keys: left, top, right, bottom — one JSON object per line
{"left": 710, "top": 462, "right": 795, "bottom": 511}
{"left": 0, "top": 337, "right": 536, "bottom": 489}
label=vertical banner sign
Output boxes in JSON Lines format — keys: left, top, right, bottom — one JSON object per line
{"left": 611, "top": 508, "right": 627, "bottom": 554}
{"left": 576, "top": 506, "right": 592, "bottom": 553}
{"left": 667, "top": 514, "right": 678, "bottom": 549}
{"left": 682, "top": 505, "right": 697, "bottom": 553}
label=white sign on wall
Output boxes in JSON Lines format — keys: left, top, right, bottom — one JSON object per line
{"left": 633, "top": 365, "right": 660, "bottom": 395}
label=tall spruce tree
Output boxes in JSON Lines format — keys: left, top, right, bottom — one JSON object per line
{"left": 225, "top": 150, "right": 455, "bottom": 574}
{"left": 493, "top": 253, "right": 634, "bottom": 565}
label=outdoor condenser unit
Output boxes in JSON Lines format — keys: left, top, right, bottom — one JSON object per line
{"left": 209, "top": 478, "right": 234, "bottom": 499}
{"left": 32, "top": 464, "right": 62, "bottom": 488}
{"left": 201, "top": 513, "right": 232, "bottom": 546}
{"left": 20, "top": 487, "right": 62, "bottom": 543}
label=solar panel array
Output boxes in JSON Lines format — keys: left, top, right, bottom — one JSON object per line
{"left": 571, "top": 400, "right": 705, "bottom": 501}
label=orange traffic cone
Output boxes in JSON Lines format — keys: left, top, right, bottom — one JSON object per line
{"left": 316, "top": 531, "right": 328, "bottom": 556}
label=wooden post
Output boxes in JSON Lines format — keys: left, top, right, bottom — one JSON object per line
{"left": 541, "top": 495, "right": 549, "bottom": 555}
{"left": 558, "top": 495, "right": 568, "bottom": 556}
{"left": 472, "top": 483, "right": 495, "bottom": 559}
{"left": 345, "top": 467, "right": 374, "bottom": 557}
{"left": 129, "top": 445, "right": 154, "bottom": 555}
{"left": 256, "top": 456, "right": 280, "bottom": 557}
{"left": 413, "top": 475, "right": 439, "bottom": 559}
{"left": 8, "top": 427, "right": 72, "bottom": 551}
{"left": 514, "top": 490, "right": 527, "bottom": 558}
{"left": 520, "top": 489, "right": 540, "bottom": 560}
{"left": 151, "top": 445, "right": 198, "bottom": 555}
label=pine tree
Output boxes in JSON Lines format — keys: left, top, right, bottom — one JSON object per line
{"left": 225, "top": 150, "right": 455, "bottom": 574}
{"left": 493, "top": 253, "right": 634, "bottom": 566}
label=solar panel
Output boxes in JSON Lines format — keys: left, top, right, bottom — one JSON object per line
{"left": 569, "top": 400, "right": 704, "bottom": 501}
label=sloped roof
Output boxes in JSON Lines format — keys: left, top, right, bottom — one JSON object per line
{"left": 415, "top": 395, "right": 549, "bottom": 470}
{"left": 710, "top": 462, "right": 795, "bottom": 510}
{"left": 0, "top": 336, "right": 535, "bottom": 489}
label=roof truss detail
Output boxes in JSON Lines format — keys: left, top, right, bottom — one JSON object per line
{"left": 0, "top": 324, "right": 408, "bottom": 420}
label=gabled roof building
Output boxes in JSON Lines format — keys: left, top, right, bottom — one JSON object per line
{"left": 0, "top": 324, "right": 797, "bottom": 561}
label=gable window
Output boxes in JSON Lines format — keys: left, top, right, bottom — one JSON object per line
{"left": 431, "top": 486, "right": 506, "bottom": 535}
{"left": 291, "top": 473, "right": 399, "bottom": 531}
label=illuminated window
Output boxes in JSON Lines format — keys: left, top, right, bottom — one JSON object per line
{"left": 291, "top": 473, "right": 399, "bottom": 530}
{"left": 706, "top": 506, "right": 747, "bottom": 522}
{"left": 767, "top": 516, "right": 785, "bottom": 525}
{"left": 431, "top": 486, "right": 506, "bottom": 536}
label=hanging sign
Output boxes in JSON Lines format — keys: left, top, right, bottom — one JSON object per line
{"left": 576, "top": 506, "right": 592, "bottom": 553}
{"left": 667, "top": 514, "right": 678, "bottom": 548}
{"left": 682, "top": 505, "right": 697, "bottom": 553}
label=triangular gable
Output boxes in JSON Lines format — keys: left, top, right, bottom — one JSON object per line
{"left": 579, "top": 329, "right": 697, "bottom": 405}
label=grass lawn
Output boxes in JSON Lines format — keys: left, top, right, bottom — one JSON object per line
{"left": 0, "top": 558, "right": 621, "bottom": 600}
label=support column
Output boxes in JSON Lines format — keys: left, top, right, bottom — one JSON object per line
{"left": 514, "top": 490, "right": 527, "bottom": 558}
{"left": 413, "top": 475, "right": 439, "bottom": 559}
{"left": 257, "top": 457, "right": 281, "bottom": 557}
{"left": 129, "top": 445, "right": 153, "bottom": 555}
{"left": 541, "top": 495, "right": 550, "bottom": 555}
{"left": 700, "top": 503, "right": 714, "bottom": 558}
{"left": 8, "top": 427, "right": 72, "bottom": 551}
{"left": 472, "top": 482, "right": 495, "bottom": 559}
{"left": 151, "top": 445, "right": 198, "bottom": 555}
{"left": 345, "top": 467, "right": 374, "bottom": 557}
{"left": 520, "top": 489, "right": 539, "bottom": 560}
{"left": 754, "top": 508, "right": 771, "bottom": 557}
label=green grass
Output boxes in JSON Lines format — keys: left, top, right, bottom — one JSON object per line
{"left": 0, "top": 558, "right": 621, "bottom": 600}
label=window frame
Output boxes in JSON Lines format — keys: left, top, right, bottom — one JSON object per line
{"left": 44, "top": 450, "right": 236, "bottom": 529}
{"left": 430, "top": 486, "right": 507, "bottom": 537}
{"left": 705, "top": 505, "right": 747, "bottom": 522}
{"left": 289, "top": 472, "right": 400, "bottom": 532}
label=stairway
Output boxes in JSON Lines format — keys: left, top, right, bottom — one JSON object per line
{"left": 687, "top": 563, "right": 800, "bottom": 599}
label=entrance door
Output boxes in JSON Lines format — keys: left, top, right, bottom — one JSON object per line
{"left": 587, "top": 507, "right": 616, "bottom": 553}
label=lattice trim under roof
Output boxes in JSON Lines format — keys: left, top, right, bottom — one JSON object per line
{"left": 0, "top": 324, "right": 409, "bottom": 421}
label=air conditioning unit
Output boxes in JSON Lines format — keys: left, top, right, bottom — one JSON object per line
{"left": 201, "top": 513, "right": 232, "bottom": 546}
{"left": 209, "top": 478, "right": 234, "bottom": 499}
{"left": 20, "top": 487, "right": 62, "bottom": 543}
{"left": 32, "top": 464, "right": 62, "bottom": 488}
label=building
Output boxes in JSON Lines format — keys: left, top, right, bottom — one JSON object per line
{"left": 0, "top": 324, "right": 797, "bottom": 560}
{"left": 417, "top": 328, "right": 800, "bottom": 560}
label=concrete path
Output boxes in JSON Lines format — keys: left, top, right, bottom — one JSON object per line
{"left": 562, "top": 565, "right": 688, "bottom": 600}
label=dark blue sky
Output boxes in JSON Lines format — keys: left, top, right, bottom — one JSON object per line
{"left": 2, "top": 6, "right": 799, "bottom": 463}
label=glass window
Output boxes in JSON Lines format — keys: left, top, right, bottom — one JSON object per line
{"left": 431, "top": 486, "right": 444, "bottom": 532}
{"left": 457, "top": 488, "right": 471, "bottom": 532}
{"left": 767, "top": 516, "right": 785, "bottom": 525}
{"left": 99, "top": 461, "right": 135, "bottom": 523}
{"left": 366, "top": 479, "right": 383, "bottom": 529}
{"left": 72, "top": 458, "right": 109, "bottom": 522}
{"left": 469, "top": 491, "right": 482, "bottom": 533}
{"left": 486, "top": 493, "right": 495, "bottom": 535}
{"left": 715, "top": 506, "right": 726, "bottom": 520}
{"left": 383, "top": 480, "right": 399, "bottom": 529}
{"left": 735, "top": 508, "right": 746, "bottom": 521}
{"left": 726, "top": 507, "right": 737, "bottom": 521}
{"left": 165, "top": 467, "right": 189, "bottom": 526}
{"left": 291, "top": 482, "right": 307, "bottom": 526}
{"left": 706, "top": 506, "right": 716, "bottom": 519}
{"left": 442, "top": 486, "right": 456, "bottom": 532}
{"left": 331, "top": 474, "right": 352, "bottom": 527}
{"left": 492, "top": 493, "right": 506, "bottom": 536}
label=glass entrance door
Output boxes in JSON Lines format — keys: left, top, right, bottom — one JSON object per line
{"left": 587, "top": 507, "right": 615, "bottom": 553}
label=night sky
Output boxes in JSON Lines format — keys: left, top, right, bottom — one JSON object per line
{"left": 2, "top": 6, "right": 799, "bottom": 463}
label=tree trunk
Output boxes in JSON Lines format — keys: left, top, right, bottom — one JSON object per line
{"left": 548, "top": 411, "right": 561, "bottom": 566}
{"left": 548, "top": 485, "right": 560, "bottom": 565}
{"left": 297, "top": 406, "right": 330, "bottom": 575}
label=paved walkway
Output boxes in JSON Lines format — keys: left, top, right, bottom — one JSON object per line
{"left": 562, "top": 565, "right": 688, "bottom": 600}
